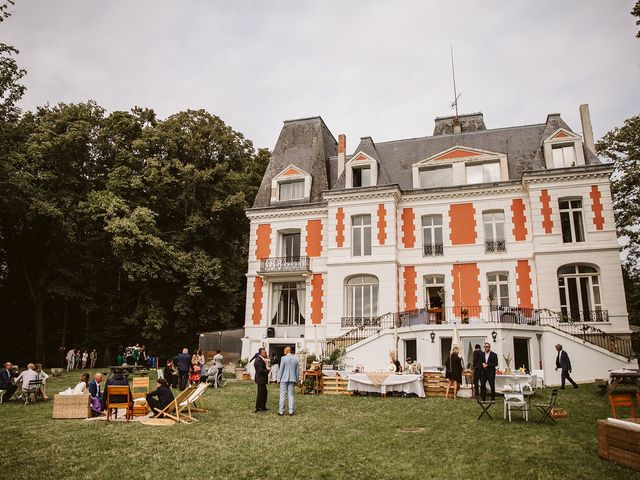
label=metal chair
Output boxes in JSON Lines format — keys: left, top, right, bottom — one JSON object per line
{"left": 477, "top": 398, "right": 494, "bottom": 420}
{"left": 0, "top": 389, "right": 5, "bottom": 404}
{"left": 534, "top": 388, "right": 558, "bottom": 424}
{"left": 23, "top": 380, "right": 43, "bottom": 405}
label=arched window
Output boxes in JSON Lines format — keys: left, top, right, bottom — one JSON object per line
{"left": 557, "top": 264, "right": 603, "bottom": 321}
{"left": 344, "top": 275, "right": 379, "bottom": 321}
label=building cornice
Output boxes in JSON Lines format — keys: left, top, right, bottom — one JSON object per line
{"left": 522, "top": 164, "right": 613, "bottom": 185}
{"left": 321, "top": 185, "right": 402, "bottom": 203}
{"left": 246, "top": 202, "right": 328, "bottom": 220}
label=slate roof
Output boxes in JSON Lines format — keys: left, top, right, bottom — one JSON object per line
{"left": 252, "top": 113, "right": 600, "bottom": 209}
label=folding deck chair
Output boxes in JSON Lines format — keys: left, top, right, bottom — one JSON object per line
{"left": 176, "top": 383, "right": 209, "bottom": 422}
{"left": 153, "top": 386, "right": 195, "bottom": 423}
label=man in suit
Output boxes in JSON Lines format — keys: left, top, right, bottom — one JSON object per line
{"left": 277, "top": 346, "right": 300, "bottom": 416}
{"left": 0, "top": 362, "right": 17, "bottom": 401}
{"left": 472, "top": 344, "right": 483, "bottom": 398}
{"left": 88, "top": 373, "right": 104, "bottom": 414}
{"left": 555, "top": 344, "right": 578, "bottom": 389}
{"left": 147, "top": 378, "right": 175, "bottom": 415}
{"left": 254, "top": 347, "right": 269, "bottom": 413}
{"left": 173, "top": 348, "right": 191, "bottom": 391}
{"left": 480, "top": 342, "right": 499, "bottom": 401}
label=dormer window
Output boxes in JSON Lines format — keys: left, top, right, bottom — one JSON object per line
{"left": 352, "top": 166, "right": 371, "bottom": 187}
{"left": 419, "top": 166, "right": 452, "bottom": 189}
{"left": 552, "top": 145, "right": 576, "bottom": 168}
{"left": 465, "top": 161, "right": 500, "bottom": 184}
{"left": 278, "top": 180, "right": 305, "bottom": 201}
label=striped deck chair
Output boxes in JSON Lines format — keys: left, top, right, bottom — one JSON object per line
{"left": 177, "top": 383, "right": 210, "bottom": 422}
{"left": 153, "top": 386, "right": 195, "bottom": 423}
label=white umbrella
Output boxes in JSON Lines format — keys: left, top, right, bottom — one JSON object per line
{"left": 451, "top": 323, "right": 461, "bottom": 352}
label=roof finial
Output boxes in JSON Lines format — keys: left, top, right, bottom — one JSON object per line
{"left": 450, "top": 45, "right": 461, "bottom": 119}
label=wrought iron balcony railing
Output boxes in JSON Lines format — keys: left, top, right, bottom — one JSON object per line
{"left": 485, "top": 240, "right": 506, "bottom": 253}
{"left": 559, "top": 309, "right": 609, "bottom": 323}
{"left": 423, "top": 244, "right": 444, "bottom": 256}
{"left": 259, "top": 256, "right": 310, "bottom": 273}
{"left": 341, "top": 316, "right": 381, "bottom": 328}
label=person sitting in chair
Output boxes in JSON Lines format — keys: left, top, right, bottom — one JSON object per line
{"left": 146, "top": 378, "right": 174, "bottom": 416}
{"left": 404, "top": 357, "right": 422, "bottom": 374}
{"left": 102, "top": 369, "right": 130, "bottom": 407}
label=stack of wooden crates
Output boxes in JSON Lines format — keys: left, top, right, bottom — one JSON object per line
{"left": 322, "top": 374, "right": 350, "bottom": 396}
{"left": 423, "top": 371, "right": 448, "bottom": 397}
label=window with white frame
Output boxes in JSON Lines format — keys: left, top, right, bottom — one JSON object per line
{"left": 552, "top": 145, "right": 576, "bottom": 168}
{"left": 424, "top": 275, "right": 445, "bottom": 312}
{"left": 352, "top": 166, "right": 371, "bottom": 187}
{"left": 351, "top": 215, "right": 371, "bottom": 256}
{"left": 281, "top": 232, "right": 301, "bottom": 260}
{"left": 419, "top": 166, "right": 453, "bottom": 189}
{"left": 559, "top": 198, "right": 585, "bottom": 243}
{"left": 557, "top": 264, "right": 604, "bottom": 321}
{"left": 278, "top": 180, "right": 305, "bottom": 201}
{"left": 487, "top": 272, "right": 509, "bottom": 308}
{"left": 422, "top": 215, "right": 444, "bottom": 256}
{"left": 344, "top": 274, "right": 379, "bottom": 320}
{"left": 466, "top": 161, "right": 501, "bottom": 184}
{"left": 482, "top": 210, "right": 506, "bottom": 252}
{"left": 271, "top": 282, "right": 306, "bottom": 325}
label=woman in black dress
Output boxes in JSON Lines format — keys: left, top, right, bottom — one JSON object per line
{"left": 445, "top": 346, "right": 463, "bottom": 400}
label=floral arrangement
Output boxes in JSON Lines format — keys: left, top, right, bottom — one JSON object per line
{"left": 502, "top": 352, "right": 513, "bottom": 374}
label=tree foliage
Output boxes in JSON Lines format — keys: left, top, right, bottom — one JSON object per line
{"left": 0, "top": 1, "right": 26, "bottom": 121}
{"left": 597, "top": 115, "right": 640, "bottom": 325}
{"left": 0, "top": 102, "right": 268, "bottom": 363}
{"left": 633, "top": 0, "right": 640, "bottom": 38}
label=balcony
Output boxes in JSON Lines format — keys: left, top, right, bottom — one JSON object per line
{"left": 258, "top": 256, "right": 311, "bottom": 276}
{"left": 424, "top": 244, "right": 444, "bottom": 256}
{"left": 485, "top": 240, "right": 506, "bottom": 253}
{"left": 341, "top": 316, "right": 381, "bottom": 328}
{"left": 559, "top": 309, "right": 609, "bottom": 323}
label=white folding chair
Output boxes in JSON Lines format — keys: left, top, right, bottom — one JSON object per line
{"left": 531, "top": 369, "right": 545, "bottom": 389}
{"left": 177, "top": 383, "right": 209, "bottom": 422}
{"left": 156, "top": 368, "right": 164, "bottom": 380}
{"left": 504, "top": 393, "right": 529, "bottom": 422}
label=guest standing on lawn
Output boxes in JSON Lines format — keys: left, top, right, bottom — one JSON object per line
{"left": 82, "top": 350, "right": 88, "bottom": 369}
{"left": 555, "top": 344, "right": 579, "bottom": 389}
{"left": 277, "top": 347, "right": 299, "bottom": 416}
{"left": 89, "top": 349, "right": 97, "bottom": 368}
{"left": 480, "top": 342, "right": 499, "bottom": 402}
{"left": 66, "top": 348, "right": 75, "bottom": 371}
{"left": 173, "top": 348, "right": 192, "bottom": 391}
{"left": 254, "top": 347, "right": 270, "bottom": 413}
{"left": 1, "top": 362, "right": 17, "bottom": 401}
{"left": 163, "top": 359, "right": 178, "bottom": 388}
{"left": 445, "top": 347, "right": 463, "bottom": 400}
{"left": 472, "top": 344, "right": 483, "bottom": 398}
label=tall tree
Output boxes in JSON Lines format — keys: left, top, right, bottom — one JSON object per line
{"left": 0, "top": 1, "right": 26, "bottom": 121}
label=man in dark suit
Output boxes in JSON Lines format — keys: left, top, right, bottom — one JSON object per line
{"left": 472, "top": 344, "right": 483, "bottom": 398}
{"left": 254, "top": 347, "right": 269, "bottom": 413}
{"left": 147, "top": 378, "right": 175, "bottom": 415}
{"left": 480, "top": 342, "right": 499, "bottom": 401}
{"left": 173, "top": 348, "right": 191, "bottom": 391}
{"left": 0, "top": 362, "right": 17, "bottom": 401}
{"left": 555, "top": 344, "right": 578, "bottom": 389}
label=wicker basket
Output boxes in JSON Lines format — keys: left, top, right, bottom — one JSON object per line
{"left": 550, "top": 407, "right": 568, "bottom": 419}
{"left": 52, "top": 394, "right": 91, "bottom": 419}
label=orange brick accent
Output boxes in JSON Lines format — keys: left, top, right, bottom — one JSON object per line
{"left": 515, "top": 260, "right": 533, "bottom": 309}
{"left": 434, "top": 148, "right": 481, "bottom": 160}
{"left": 590, "top": 185, "right": 605, "bottom": 230}
{"left": 311, "top": 273, "right": 323, "bottom": 325}
{"left": 511, "top": 198, "right": 528, "bottom": 241}
{"left": 338, "top": 134, "right": 346, "bottom": 154}
{"left": 451, "top": 263, "right": 480, "bottom": 315}
{"left": 251, "top": 276, "right": 264, "bottom": 325}
{"left": 377, "top": 204, "right": 387, "bottom": 245}
{"left": 403, "top": 266, "right": 417, "bottom": 311}
{"left": 449, "top": 203, "right": 476, "bottom": 245}
{"left": 552, "top": 131, "right": 569, "bottom": 139}
{"left": 255, "top": 224, "right": 271, "bottom": 260}
{"left": 306, "top": 219, "right": 323, "bottom": 257}
{"left": 283, "top": 168, "right": 300, "bottom": 175}
{"left": 353, "top": 153, "right": 368, "bottom": 161}
{"left": 540, "top": 190, "right": 553, "bottom": 234}
{"left": 336, "top": 208, "right": 345, "bottom": 247}
{"left": 401, "top": 208, "right": 415, "bottom": 248}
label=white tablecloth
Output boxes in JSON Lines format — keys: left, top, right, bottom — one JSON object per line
{"left": 322, "top": 370, "right": 349, "bottom": 378}
{"left": 347, "top": 373, "right": 425, "bottom": 397}
{"left": 495, "top": 374, "right": 533, "bottom": 392}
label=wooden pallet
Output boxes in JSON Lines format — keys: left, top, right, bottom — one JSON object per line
{"left": 322, "top": 375, "right": 351, "bottom": 396}
{"left": 423, "top": 372, "right": 449, "bottom": 397}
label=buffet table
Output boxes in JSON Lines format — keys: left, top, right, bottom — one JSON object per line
{"left": 494, "top": 374, "right": 534, "bottom": 393}
{"left": 347, "top": 373, "right": 425, "bottom": 397}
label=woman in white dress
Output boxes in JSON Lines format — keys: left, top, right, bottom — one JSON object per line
{"left": 73, "top": 373, "right": 90, "bottom": 394}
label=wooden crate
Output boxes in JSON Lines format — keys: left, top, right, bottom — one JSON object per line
{"left": 322, "top": 375, "right": 351, "bottom": 396}
{"left": 52, "top": 394, "right": 91, "bottom": 419}
{"left": 423, "top": 372, "right": 448, "bottom": 397}
{"left": 598, "top": 419, "right": 640, "bottom": 471}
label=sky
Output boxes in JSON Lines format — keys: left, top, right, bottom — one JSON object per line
{"left": 3, "top": 1, "right": 640, "bottom": 151}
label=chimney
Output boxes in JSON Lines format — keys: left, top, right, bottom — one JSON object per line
{"left": 337, "top": 134, "right": 346, "bottom": 178}
{"left": 579, "top": 104, "right": 595, "bottom": 153}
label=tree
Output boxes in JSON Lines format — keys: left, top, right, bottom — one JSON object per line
{"left": 633, "top": 0, "right": 640, "bottom": 38}
{"left": 597, "top": 115, "right": 640, "bottom": 325}
{"left": 0, "top": 1, "right": 27, "bottom": 121}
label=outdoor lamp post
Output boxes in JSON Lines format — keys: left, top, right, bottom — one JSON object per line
{"left": 491, "top": 330, "right": 497, "bottom": 343}
{"left": 430, "top": 331, "right": 436, "bottom": 343}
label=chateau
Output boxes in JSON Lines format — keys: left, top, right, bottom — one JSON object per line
{"left": 241, "top": 107, "right": 635, "bottom": 384}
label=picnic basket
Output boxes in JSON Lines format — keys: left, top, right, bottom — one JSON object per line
{"left": 52, "top": 394, "right": 91, "bottom": 419}
{"left": 550, "top": 407, "right": 568, "bottom": 419}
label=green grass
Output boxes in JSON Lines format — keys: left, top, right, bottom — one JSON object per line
{"left": 1, "top": 370, "right": 639, "bottom": 480}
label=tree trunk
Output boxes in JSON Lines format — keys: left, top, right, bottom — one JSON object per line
{"left": 19, "top": 250, "right": 46, "bottom": 362}
{"left": 84, "top": 309, "right": 90, "bottom": 344}
{"left": 61, "top": 300, "right": 68, "bottom": 348}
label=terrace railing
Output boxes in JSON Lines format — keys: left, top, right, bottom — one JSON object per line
{"left": 485, "top": 240, "right": 506, "bottom": 253}
{"left": 258, "top": 256, "right": 310, "bottom": 274}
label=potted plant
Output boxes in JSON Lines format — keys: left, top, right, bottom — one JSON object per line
{"left": 461, "top": 308, "right": 469, "bottom": 324}
{"left": 235, "top": 358, "right": 248, "bottom": 380}
{"left": 436, "top": 288, "right": 445, "bottom": 324}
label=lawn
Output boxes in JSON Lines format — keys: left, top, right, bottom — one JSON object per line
{"left": 0, "top": 370, "right": 638, "bottom": 480}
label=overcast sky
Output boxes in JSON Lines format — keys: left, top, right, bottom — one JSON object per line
{"left": 3, "top": 1, "right": 639, "bottom": 151}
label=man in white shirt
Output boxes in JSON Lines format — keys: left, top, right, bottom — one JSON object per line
{"left": 16, "top": 363, "right": 39, "bottom": 390}
{"left": 212, "top": 350, "right": 224, "bottom": 385}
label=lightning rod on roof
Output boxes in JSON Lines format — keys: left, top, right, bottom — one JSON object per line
{"left": 450, "top": 45, "right": 461, "bottom": 118}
